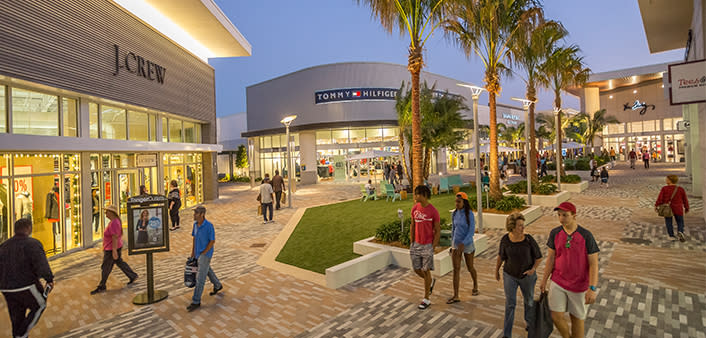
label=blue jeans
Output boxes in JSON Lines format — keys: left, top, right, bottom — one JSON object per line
{"left": 262, "top": 203, "right": 273, "bottom": 221}
{"left": 192, "top": 255, "right": 221, "bottom": 305}
{"left": 664, "top": 214, "right": 685, "bottom": 237}
{"left": 503, "top": 271, "right": 537, "bottom": 338}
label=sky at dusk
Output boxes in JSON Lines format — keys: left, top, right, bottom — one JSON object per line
{"left": 209, "top": 0, "right": 684, "bottom": 117}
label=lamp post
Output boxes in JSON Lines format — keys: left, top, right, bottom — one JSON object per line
{"left": 512, "top": 98, "right": 534, "bottom": 206}
{"left": 554, "top": 107, "right": 561, "bottom": 191}
{"left": 458, "top": 84, "right": 485, "bottom": 232}
{"left": 280, "top": 115, "right": 297, "bottom": 208}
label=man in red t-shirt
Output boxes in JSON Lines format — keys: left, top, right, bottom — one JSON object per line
{"left": 409, "top": 185, "right": 440, "bottom": 310}
{"left": 539, "top": 202, "right": 599, "bottom": 338}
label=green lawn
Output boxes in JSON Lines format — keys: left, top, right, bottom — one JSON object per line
{"left": 275, "top": 187, "right": 475, "bottom": 274}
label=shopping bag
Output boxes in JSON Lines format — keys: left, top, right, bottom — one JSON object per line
{"left": 528, "top": 291, "right": 553, "bottom": 338}
{"left": 184, "top": 257, "right": 198, "bottom": 288}
{"left": 281, "top": 191, "right": 287, "bottom": 204}
{"left": 257, "top": 205, "right": 262, "bottom": 215}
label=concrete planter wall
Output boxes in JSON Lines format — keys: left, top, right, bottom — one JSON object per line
{"left": 324, "top": 234, "right": 488, "bottom": 289}
{"left": 560, "top": 181, "right": 589, "bottom": 193}
{"left": 473, "top": 205, "right": 542, "bottom": 229}
{"left": 507, "top": 190, "right": 571, "bottom": 207}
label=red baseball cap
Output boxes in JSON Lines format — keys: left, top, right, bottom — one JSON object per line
{"left": 554, "top": 202, "right": 576, "bottom": 214}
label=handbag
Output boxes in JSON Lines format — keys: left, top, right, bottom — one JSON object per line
{"left": 656, "top": 186, "right": 678, "bottom": 218}
{"left": 184, "top": 257, "right": 198, "bottom": 288}
{"left": 528, "top": 291, "right": 553, "bottom": 338}
{"left": 257, "top": 204, "right": 262, "bottom": 215}
{"left": 256, "top": 193, "right": 261, "bottom": 202}
{"left": 281, "top": 191, "right": 286, "bottom": 204}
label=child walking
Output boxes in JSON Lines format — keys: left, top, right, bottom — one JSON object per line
{"left": 600, "top": 166, "right": 609, "bottom": 187}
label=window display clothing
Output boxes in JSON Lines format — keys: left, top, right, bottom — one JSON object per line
{"left": 44, "top": 191, "right": 60, "bottom": 222}
{"left": 15, "top": 192, "right": 32, "bottom": 221}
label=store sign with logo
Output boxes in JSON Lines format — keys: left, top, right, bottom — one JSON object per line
{"left": 668, "top": 59, "right": 706, "bottom": 105}
{"left": 501, "top": 113, "right": 521, "bottom": 125}
{"left": 113, "top": 44, "right": 167, "bottom": 84}
{"left": 623, "top": 100, "right": 655, "bottom": 115}
{"left": 315, "top": 87, "right": 462, "bottom": 104}
{"left": 136, "top": 154, "right": 157, "bottom": 167}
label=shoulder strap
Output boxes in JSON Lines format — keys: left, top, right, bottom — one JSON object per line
{"left": 667, "top": 185, "right": 678, "bottom": 203}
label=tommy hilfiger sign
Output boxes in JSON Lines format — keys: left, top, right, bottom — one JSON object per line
{"left": 113, "top": 44, "right": 167, "bottom": 84}
{"left": 314, "top": 87, "right": 462, "bottom": 104}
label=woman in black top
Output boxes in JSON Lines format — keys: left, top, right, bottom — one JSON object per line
{"left": 495, "top": 213, "right": 542, "bottom": 338}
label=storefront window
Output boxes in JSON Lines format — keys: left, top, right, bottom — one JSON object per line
{"left": 185, "top": 163, "right": 201, "bottom": 207}
{"left": 89, "top": 103, "right": 99, "bottom": 138}
{"left": 168, "top": 165, "right": 185, "bottom": 209}
{"left": 383, "top": 127, "right": 398, "bottom": 142}
{"left": 128, "top": 111, "right": 149, "bottom": 141}
{"left": 643, "top": 120, "right": 656, "bottom": 132}
{"left": 113, "top": 154, "right": 130, "bottom": 168}
{"left": 332, "top": 129, "right": 349, "bottom": 144}
{"left": 1, "top": 86, "right": 7, "bottom": 133}
{"left": 62, "top": 98, "right": 78, "bottom": 137}
{"left": 350, "top": 128, "right": 365, "bottom": 143}
{"left": 316, "top": 130, "right": 332, "bottom": 145}
{"left": 162, "top": 117, "right": 168, "bottom": 142}
{"left": 169, "top": 154, "right": 183, "bottom": 164}
{"left": 366, "top": 128, "right": 383, "bottom": 143}
{"left": 102, "top": 154, "right": 111, "bottom": 169}
{"left": 149, "top": 114, "right": 157, "bottom": 141}
{"left": 271, "top": 134, "right": 282, "bottom": 149}
{"left": 64, "top": 173, "right": 81, "bottom": 250}
{"left": 194, "top": 124, "right": 201, "bottom": 144}
{"left": 12, "top": 88, "right": 59, "bottom": 136}
{"left": 184, "top": 122, "right": 196, "bottom": 143}
{"left": 101, "top": 105, "right": 127, "bottom": 140}
{"left": 14, "top": 174, "right": 61, "bottom": 255}
{"left": 169, "top": 118, "right": 182, "bottom": 142}
{"left": 13, "top": 153, "right": 59, "bottom": 174}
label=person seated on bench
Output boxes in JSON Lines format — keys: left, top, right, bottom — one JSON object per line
{"left": 365, "top": 179, "right": 376, "bottom": 196}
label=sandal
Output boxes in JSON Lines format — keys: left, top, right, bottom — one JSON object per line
{"left": 472, "top": 289, "right": 480, "bottom": 296}
{"left": 446, "top": 298, "right": 460, "bottom": 304}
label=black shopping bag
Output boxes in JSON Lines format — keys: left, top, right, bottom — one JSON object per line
{"left": 184, "top": 257, "right": 198, "bottom": 288}
{"left": 528, "top": 291, "right": 553, "bottom": 338}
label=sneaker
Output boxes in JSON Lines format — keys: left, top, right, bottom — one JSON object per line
{"left": 678, "top": 232, "right": 685, "bottom": 242}
{"left": 429, "top": 278, "right": 436, "bottom": 295}
{"left": 90, "top": 286, "right": 106, "bottom": 295}
{"left": 209, "top": 285, "right": 223, "bottom": 296}
{"left": 668, "top": 236, "right": 678, "bottom": 241}
{"left": 186, "top": 303, "right": 200, "bottom": 312}
{"left": 263, "top": 221, "right": 268, "bottom": 224}
{"left": 418, "top": 299, "right": 431, "bottom": 310}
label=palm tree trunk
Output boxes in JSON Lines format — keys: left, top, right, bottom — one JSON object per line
{"left": 423, "top": 147, "right": 432, "bottom": 180}
{"left": 399, "top": 131, "right": 412, "bottom": 184}
{"left": 527, "top": 86, "right": 538, "bottom": 185}
{"left": 488, "top": 91, "right": 502, "bottom": 200}
{"left": 409, "top": 45, "right": 424, "bottom": 189}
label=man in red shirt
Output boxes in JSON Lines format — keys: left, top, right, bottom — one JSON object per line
{"left": 410, "top": 185, "right": 440, "bottom": 310}
{"left": 539, "top": 202, "right": 599, "bottom": 338}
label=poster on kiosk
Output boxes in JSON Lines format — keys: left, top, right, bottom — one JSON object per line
{"left": 126, "top": 194, "right": 170, "bottom": 305}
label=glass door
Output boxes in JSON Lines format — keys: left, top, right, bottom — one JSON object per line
{"left": 117, "top": 170, "right": 138, "bottom": 227}
{"left": 138, "top": 167, "right": 157, "bottom": 194}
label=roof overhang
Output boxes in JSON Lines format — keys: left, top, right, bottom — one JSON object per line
{"left": 638, "top": 0, "right": 693, "bottom": 53}
{"left": 566, "top": 62, "right": 675, "bottom": 95}
{"left": 112, "top": 0, "right": 251, "bottom": 61}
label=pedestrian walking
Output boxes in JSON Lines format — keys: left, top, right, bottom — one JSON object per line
{"left": 589, "top": 158, "right": 597, "bottom": 182}
{"left": 259, "top": 175, "right": 275, "bottom": 224}
{"left": 495, "top": 213, "right": 542, "bottom": 338}
{"left": 446, "top": 192, "right": 478, "bottom": 304}
{"left": 642, "top": 151, "right": 650, "bottom": 169}
{"left": 168, "top": 180, "right": 181, "bottom": 231}
{"left": 539, "top": 202, "right": 599, "bottom": 338}
{"left": 389, "top": 166, "right": 397, "bottom": 185}
{"left": 539, "top": 158, "right": 548, "bottom": 178}
{"left": 0, "top": 219, "right": 54, "bottom": 338}
{"left": 609, "top": 147, "right": 616, "bottom": 162}
{"left": 599, "top": 167, "right": 609, "bottom": 187}
{"left": 90, "top": 204, "right": 138, "bottom": 295}
{"left": 655, "top": 175, "right": 689, "bottom": 242}
{"left": 410, "top": 185, "right": 440, "bottom": 310}
{"left": 628, "top": 149, "right": 637, "bottom": 169}
{"left": 271, "top": 170, "right": 286, "bottom": 210}
{"left": 187, "top": 206, "right": 223, "bottom": 312}
{"left": 396, "top": 161, "right": 404, "bottom": 183}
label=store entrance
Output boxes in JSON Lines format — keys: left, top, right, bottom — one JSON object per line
{"left": 117, "top": 170, "right": 139, "bottom": 227}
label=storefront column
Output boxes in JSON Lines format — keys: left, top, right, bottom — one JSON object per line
{"left": 79, "top": 152, "right": 93, "bottom": 247}
{"left": 685, "top": 104, "right": 702, "bottom": 197}
{"left": 299, "top": 131, "right": 317, "bottom": 185}
{"left": 78, "top": 99, "right": 90, "bottom": 138}
{"left": 202, "top": 152, "right": 218, "bottom": 201}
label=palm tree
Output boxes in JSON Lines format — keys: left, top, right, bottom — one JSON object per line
{"left": 510, "top": 18, "right": 566, "bottom": 184}
{"left": 356, "top": 0, "right": 449, "bottom": 188}
{"left": 538, "top": 45, "right": 590, "bottom": 176}
{"left": 395, "top": 82, "right": 413, "bottom": 183}
{"left": 422, "top": 90, "right": 468, "bottom": 178}
{"left": 575, "top": 109, "right": 620, "bottom": 153}
{"left": 444, "top": 0, "right": 540, "bottom": 200}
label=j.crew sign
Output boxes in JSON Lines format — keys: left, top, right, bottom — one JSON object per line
{"left": 112, "top": 44, "right": 167, "bottom": 84}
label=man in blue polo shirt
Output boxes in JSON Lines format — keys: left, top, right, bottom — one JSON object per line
{"left": 187, "top": 206, "right": 223, "bottom": 312}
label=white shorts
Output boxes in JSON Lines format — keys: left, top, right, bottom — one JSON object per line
{"left": 548, "top": 281, "right": 588, "bottom": 320}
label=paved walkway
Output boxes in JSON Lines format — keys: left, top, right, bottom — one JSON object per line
{"left": 1, "top": 163, "right": 704, "bottom": 337}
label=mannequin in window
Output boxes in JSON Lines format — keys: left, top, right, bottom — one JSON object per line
{"left": 45, "top": 187, "right": 60, "bottom": 251}
{"left": 15, "top": 191, "right": 33, "bottom": 221}
{"left": 92, "top": 189, "right": 100, "bottom": 233}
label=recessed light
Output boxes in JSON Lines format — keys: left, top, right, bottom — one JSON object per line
{"left": 661, "top": 84, "right": 664, "bottom": 88}
{"left": 633, "top": 90, "right": 637, "bottom": 94}
{"left": 609, "top": 95, "right": 613, "bottom": 99}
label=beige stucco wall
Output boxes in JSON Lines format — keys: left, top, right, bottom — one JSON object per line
{"left": 598, "top": 79, "right": 683, "bottom": 123}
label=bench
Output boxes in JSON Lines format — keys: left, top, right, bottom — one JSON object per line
{"left": 447, "top": 174, "right": 470, "bottom": 189}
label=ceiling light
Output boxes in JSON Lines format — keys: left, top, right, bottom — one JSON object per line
{"left": 633, "top": 90, "right": 637, "bottom": 94}
{"left": 661, "top": 84, "right": 664, "bottom": 88}
{"left": 609, "top": 95, "right": 613, "bottom": 99}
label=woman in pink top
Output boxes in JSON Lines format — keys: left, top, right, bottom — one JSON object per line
{"left": 90, "top": 205, "right": 138, "bottom": 294}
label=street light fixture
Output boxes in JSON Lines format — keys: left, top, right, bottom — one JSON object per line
{"left": 553, "top": 107, "right": 561, "bottom": 191}
{"left": 512, "top": 97, "right": 534, "bottom": 206}
{"left": 458, "top": 83, "right": 485, "bottom": 232}
{"left": 280, "top": 114, "right": 297, "bottom": 208}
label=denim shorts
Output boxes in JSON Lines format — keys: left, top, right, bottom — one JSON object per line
{"left": 452, "top": 242, "right": 475, "bottom": 254}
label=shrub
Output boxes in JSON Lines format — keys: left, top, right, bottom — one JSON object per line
{"left": 508, "top": 181, "right": 529, "bottom": 194}
{"left": 374, "top": 220, "right": 401, "bottom": 243}
{"left": 541, "top": 175, "right": 555, "bottom": 183}
{"left": 233, "top": 176, "right": 251, "bottom": 183}
{"left": 399, "top": 218, "right": 411, "bottom": 247}
{"left": 218, "top": 174, "right": 231, "bottom": 183}
{"left": 562, "top": 174, "right": 581, "bottom": 184}
{"left": 574, "top": 159, "right": 591, "bottom": 170}
{"left": 494, "top": 195, "right": 525, "bottom": 212}
{"left": 255, "top": 177, "right": 262, "bottom": 182}
{"left": 536, "top": 183, "right": 558, "bottom": 195}
{"left": 547, "top": 162, "right": 556, "bottom": 170}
